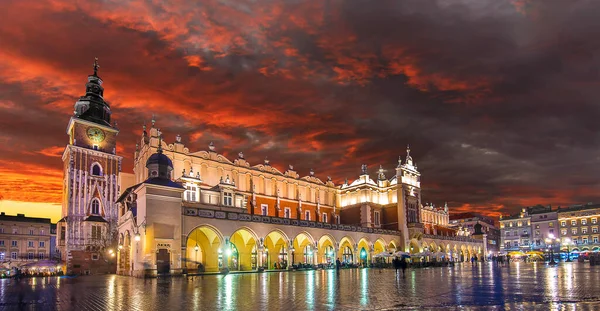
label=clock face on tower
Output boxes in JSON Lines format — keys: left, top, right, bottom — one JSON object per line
{"left": 87, "top": 127, "right": 106, "bottom": 143}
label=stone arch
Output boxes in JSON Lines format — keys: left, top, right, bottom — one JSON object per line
{"left": 409, "top": 239, "right": 421, "bottom": 254}
{"left": 293, "top": 231, "right": 316, "bottom": 264}
{"left": 186, "top": 225, "right": 224, "bottom": 272}
{"left": 374, "top": 238, "right": 387, "bottom": 254}
{"left": 317, "top": 234, "right": 337, "bottom": 264}
{"left": 339, "top": 236, "right": 355, "bottom": 264}
{"left": 264, "top": 229, "right": 290, "bottom": 269}
{"left": 228, "top": 227, "right": 260, "bottom": 271}
{"left": 357, "top": 237, "right": 371, "bottom": 264}
{"left": 387, "top": 239, "right": 398, "bottom": 251}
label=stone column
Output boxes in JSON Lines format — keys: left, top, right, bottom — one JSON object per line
{"left": 287, "top": 247, "right": 294, "bottom": 270}
{"left": 257, "top": 248, "right": 264, "bottom": 270}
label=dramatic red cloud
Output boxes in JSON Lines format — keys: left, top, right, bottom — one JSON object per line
{"left": 1, "top": 0, "right": 599, "bottom": 221}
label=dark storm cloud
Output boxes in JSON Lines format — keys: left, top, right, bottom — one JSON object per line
{"left": 1, "top": 0, "right": 600, "bottom": 217}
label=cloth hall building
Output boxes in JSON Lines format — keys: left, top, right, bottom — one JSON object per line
{"left": 52, "top": 60, "right": 485, "bottom": 275}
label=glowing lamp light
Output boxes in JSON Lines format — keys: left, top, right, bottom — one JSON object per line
{"left": 118, "top": 245, "right": 123, "bottom": 249}
{"left": 108, "top": 249, "right": 114, "bottom": 254}
{"left": 135, "top": 233, "right": 141, "bottom": 242}
{"left": 111, "top": 253, "right": 116, "bottom": 257}
{"left": 226, "top": 249, "right": 232, "bottom": 256}
{"left": 194, "top": 245, "right": 199, "bottom": 252}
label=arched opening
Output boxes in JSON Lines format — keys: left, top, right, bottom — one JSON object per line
{"left": 387, "top": 241, "right": 398, "bottom": 252}
{"left": 91, "top": 163, "right": 102, "bottom": 176}
{"left": 409, "top": 239, "right": 420, "bottom": 254}
{"left": 374, "top": 239, "right": 386, "bottom": 254}
{"left": 228, "top": 228, "right": 258, "bottom": 271}
{"left": 317, "top": 235, "right": 336, "bottom": 265}
{"left": 357, "top": 238, "right": 370, "bottom": 265}
{"left": 90, "top": 199, "right": 100, "bottom": 215}
{"left": 186, "top": 225, "right": 223, "bottom": 272}
{"left": 339, "top": 236, "right": 355, "bottom": 264}
{"left": 292, "top": 232, "right": 315, "bottom": 264}
{"left": 264, "top": 230, "right": 289, "bottom": 269}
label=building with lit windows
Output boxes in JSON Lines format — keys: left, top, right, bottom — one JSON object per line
{"left": 449, "top": 212, "right": 500, "bottom": 255}
{"left": 0, "top": 213, "right": 53, "bottom": 270}
{"left": 115, "top": 124, "right": 485, "bottom": 277}
{"left": 499, "top": 209, "right": 532, "bottom": 253}
{"left": 53, "top": 61, "right": 484, "bottom": 277}
{"left": 557, "top": 204, "right": 600, "bottom": 253}
{"left": 528, "top": 205, "right": 558, "bottom": 251}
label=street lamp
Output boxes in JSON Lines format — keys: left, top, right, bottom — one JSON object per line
{"left": 564, "top": 238, "right": 572, "bottom": 262}
{"left": 545, "top": 234, "right": 559, "bottom": 264}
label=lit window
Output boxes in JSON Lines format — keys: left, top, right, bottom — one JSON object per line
{"left": 549, "top": 222, "right": 554, "bottom": 227}
{"left": 592, "top": 218, "right": 598, "bottom": 224}
{"left": 284, "top": 208, "right": 290, "bottom": 219}
{"left": 305, "top": 210, "right": 310, "bottom": 221}
{"left": 572, "top": 220, "right": 577, "bottom": 226}
{"left": 583, "top": 238, "right": 588, "bottom": 244}
{"left": 582, "top": 219, "right": 587, "bottom": 225}
{"left": 261, "top": 204, "right": 268, "bottom": 216}
{"left": 323, "top": 213, "right": 328, "bottom": 223}
{"left": 374, "top": 211, "right": 380, "bottom": 226}
{"left": 0, "top": 253, "right": 4, "bottom": 260}
{"left": 223, "top": 192, "right": 233, "bottom": 206}
{"left": 594, "top": 236, "right": 599, "bottom": 243}
{"left": 185, "top": 186, "right": 197, "bottom": 202}
{"left": 561, "top": 221, "right": 566, "bottom": 227}
{"left": 593, "top": 227, "right": 598, "bottom": 233}
{"left": 91, "top": 199, "right": 100, "bottom": 215}
{"left": 582, "top": 228, "right": 588, "bottom": 234}
{"left": 572, "top": 228, "right": 577, "bottom": 235}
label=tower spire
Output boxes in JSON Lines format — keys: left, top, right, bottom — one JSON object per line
{"left": 93, "top": 57, "right": 100, "bottom": 76}
{"left": 406, "top": 144, "right": 410, "bottom": 157}
{"left": 157, "top": 129, "right": 163, "bottom": 154}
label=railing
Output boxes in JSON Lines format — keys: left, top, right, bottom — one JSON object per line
{"left": 422, "top": 234, "right": 481, "bottom": 243}
{"left": 183, "top": 207, "right": 402, "bottom": 236}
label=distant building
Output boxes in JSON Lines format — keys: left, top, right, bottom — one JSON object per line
{"left": 499, "top": 209, "right": 532, "bottom": 253}
{"left": 557, "top": 204, "right": 600, "bottom": 253}
{"left": 527, "top": 205, "right": 558, "bottom": 251}
{"left": 0, "top": 212, "right": 53, "bottom": 269}
{"left": 449, "top": 212, "right": 500, "bottom": 255}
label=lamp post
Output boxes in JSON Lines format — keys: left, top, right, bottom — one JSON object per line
{"left": 564, "top": 238, "right": 572, "bottom": 262}
{"left": 545, "top": 234, "right": 559, "bottom": 264}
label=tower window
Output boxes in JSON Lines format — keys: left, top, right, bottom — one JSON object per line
{"left": 91, "top": 199, "right": 100, "bottom": 215}
{"left": 91, "top": 164, "right": 102, "bottom": 176}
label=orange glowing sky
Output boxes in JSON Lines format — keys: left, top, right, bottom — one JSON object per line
{"left": 1, "top": 0, "right": 600, "bottom": 222}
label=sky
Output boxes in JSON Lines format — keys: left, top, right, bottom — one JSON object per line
{"left": 1, "top": 0, "right": 600, "bottom": 222}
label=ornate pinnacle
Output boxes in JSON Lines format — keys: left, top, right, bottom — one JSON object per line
{"left": 208, "top": 141, "right": 215, "bottom": 151}
{"left": 151, "top": 114, "right": 156, "bottom": 127}
{"left": 157, "top": 130, "right": 163, "bottom": 154}
{"left": 93, "top": 57, "right": 100, "bottom": 76}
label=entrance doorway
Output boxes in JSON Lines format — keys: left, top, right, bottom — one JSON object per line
{"left": 156, "top": 249, "right": 170, "bottom": 274}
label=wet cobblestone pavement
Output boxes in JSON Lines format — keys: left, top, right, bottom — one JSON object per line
{"left": 2, "top": 262, "right": 600, "bottom": 310}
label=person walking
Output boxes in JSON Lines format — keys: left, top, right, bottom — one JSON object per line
{"left": 336, "top": 258, "right": 341, "bottom": 272}
{"left": 400, "top": 257, "right": 408, "bottom": 278}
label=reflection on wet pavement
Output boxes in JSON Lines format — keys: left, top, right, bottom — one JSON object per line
{"left": 2, "top": 262, "right": 600, "bottom": 310}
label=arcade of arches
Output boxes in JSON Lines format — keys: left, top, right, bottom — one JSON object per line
{"left": 184, "top": 225, "right": 404, "bottom": 272}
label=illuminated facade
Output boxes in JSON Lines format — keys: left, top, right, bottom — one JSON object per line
{"left": 115, "top": 127, "right": 484, "bottom": 276}
{"left": 56, "top": 60, "right": 121, "bottom": 274}
{"left": 499, "top": 209, "right": 531, "bottom": 253}
{"left": 0, "top": 213, "right": 52, "bottom": 269}
{"left": 557, "top": 204, "right": 600, "bottom": 253}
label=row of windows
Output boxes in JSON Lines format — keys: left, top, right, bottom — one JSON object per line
{"left": 561, "top": 227, "right": 599, "bottom": 235}
{"left": 259, "top": 204, "right": 338, "bottom": 223}
{"left": 0, "top": 228, "right": 46, "bottom": 235}
{"left": 533, "top": 223, "right": 554, "bottom": 229}
{"left": 0, "top": 252, "right": 46, "bottom": 260}
{"left": 0, "top": 241, "right": 46, "bottom": 247}
{"left": 505, "top": 230, "right": 530, "bottom": 236}
{"left": 502, "top": 220, "right": 531, "bottom": 228}
{"left": 561, "top": 218, "right": 598, "bottom": 227}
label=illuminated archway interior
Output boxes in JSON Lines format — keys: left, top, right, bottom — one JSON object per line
{"left": 357, "top": 238, "right": 370, "bottom": 263}
{"left": 229, "top": 228, "right": 258, "bottom": 271}
{"left": 186, "top": 226, "right": 222, "bottom": 272}
{"left": 264, "top": 231, "right": 288, "bottom": 269}
{"left": 293, "top": 233, "right": 314, "bottom": 264}
{"left": 317, "top": 235, "right": 336, "bottom": 264}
